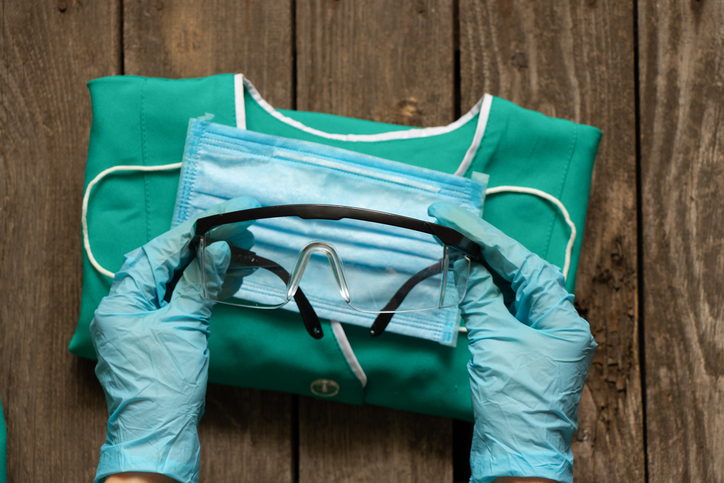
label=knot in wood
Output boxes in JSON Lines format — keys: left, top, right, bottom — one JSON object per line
{"left": 394, "top": 98, "right": 423, "bottom": 126}
{"left": 511, "top": 51, "right": 528, "bottom": 69}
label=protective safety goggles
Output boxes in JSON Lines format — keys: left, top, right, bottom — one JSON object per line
{"left": 191, "top": 204, "right": 482, "bottom": 339}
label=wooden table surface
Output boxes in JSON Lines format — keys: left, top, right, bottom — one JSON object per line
{"left": 1, "top": 1, "right": 722, "bottom": 481}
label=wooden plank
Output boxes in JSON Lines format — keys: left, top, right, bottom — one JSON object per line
{"left": 0, "top": 1, "right": 121, "bottom": 480}
{"left": 639, "top": 1, "right": 724, "bottom": 480}
{"left": 122, "top": 1, "right": 296, "bottom": 480}
{"left": 459, "top": 1, "right": 644, "bottom": 481}
{"left": 123, "top": 0, "right": 294, "bottom": 107}
{"left": 296, "top": 1, "right": 455, "bottom": 481}
{"left": 299, "top": 400, "right": 452, "bottom": 482}
{"left": 296, "top": 0, "right": 455, "bottom": 127}
{"left": 199, "top": 386, "right": 293, "bottom": 481}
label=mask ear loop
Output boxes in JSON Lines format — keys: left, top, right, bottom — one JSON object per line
{"left": 484, "top": 186, "right": 577, "bottom": 279}
{"left": 81, "top": 163, "right": 183, "bottom": 279}
{"left": 458, "top": 186, "right": 577, "bottom": 334}
{"left": 86, "top": 170, "right": 576, "bottom": 335}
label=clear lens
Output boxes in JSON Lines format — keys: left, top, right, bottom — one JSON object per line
{"left": 446, "top": 248, "right": 472, "bottom": 306}
{"left": 199, "top": 216, "right": 472, "bottom": 313}
{"left": 200, "top": 222, "right": 290, "bottom": 308}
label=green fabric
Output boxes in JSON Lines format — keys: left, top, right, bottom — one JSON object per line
{"left": 0, "top": 396, "right": 6, "bottom": 483}
{"left": 248, "top": 103, "right": 479, "bottom": 175}
{"left": 471, "top": 97, "right": 600, "bottom": 288}
{"left": 70, "top": 74, "right": 601, "bottom": 421}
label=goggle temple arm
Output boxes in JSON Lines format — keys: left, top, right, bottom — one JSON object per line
{"left": 164, "top": 235, "right": 324, "bottom": 339}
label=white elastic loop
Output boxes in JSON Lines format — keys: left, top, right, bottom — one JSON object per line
{"left": 457, "top": 186, "right": 577, "bottom": 334}
{"left": 85, "top": 166, "right": 577, "bottom": 338}
{"left": 485, "top": 186, "right": 576, "bottom": 279}
{"left": 82, "top": 163, "right": 183, "bottom": 279}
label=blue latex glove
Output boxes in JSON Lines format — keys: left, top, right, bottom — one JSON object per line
{"left": 90, "top": 196, "right": 260, "bottom": 483}
{"left": 429, "top": 202, "right": 597, "bottom": 483}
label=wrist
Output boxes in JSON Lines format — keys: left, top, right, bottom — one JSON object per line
{"left": 106, "top": 473, "right": 175, "bottom": 483}
{"left": 95, "top": 418, "right": 201, "bottom": 483}
{"left": 467, "top": 353, "right": 579, "bottom": 483}
{"left": 495, "top": 479, "right": 559, "bottom": 483}
{"left": 470, "top": 432, "right": 572, "bottom": 483}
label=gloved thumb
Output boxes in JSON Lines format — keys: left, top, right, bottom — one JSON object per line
{"left": 168, "top": 241, "right": 232, "bottom": 321}
{"left": 429, "top": 201, "right": 538, "bottom": 283}
{"left": 460, "top": 263, "right": 518, "bottom": 340}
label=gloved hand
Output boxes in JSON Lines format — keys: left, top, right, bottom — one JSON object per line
{"left": 90, "top": 196, "right": 260, "bottom": 483}
{"left": 429, "top": 202, "right": 597, "bottom": 483}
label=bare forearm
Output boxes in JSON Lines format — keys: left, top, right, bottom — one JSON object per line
{"left": 496, "top": 478, "right": 558, "bottom": 483}
{"left": 105, "top": 473, "right": 175, "bottom": 483}
{"left": 104, "top": 471, "right": 558, "bottom": 482}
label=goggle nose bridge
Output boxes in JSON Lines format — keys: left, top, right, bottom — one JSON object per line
{"left": 287, "top": 242, "right": 351, "bottom": 303}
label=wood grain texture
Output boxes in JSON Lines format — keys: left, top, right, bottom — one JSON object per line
{"left": 299, "top": 399, "right": 453, "bottom": 483}
{"left": 296, "top": 0, "right": 455, "bottom": 127}
{"left": 639, "top": 0, "right": 724, "bottom": 480}
{"left": 0, "top": 1, "right": 121, "bottom": 480}
{"left": 123, "top": 0, "right": 294, "bottom": 107}
{"left": 296, "top": 1, "right": 455, "bottom": 481}
{"left": 123, "top": 1, "right": 295, "bottom": 480}
{"left": 198, "top": 386, "right": 293, "bottom": 481}
{"left": 8, "top": 2, "right": 724, "bottom": 481}
{"left": 460, "top": 1, "right": 644, "bottom": 481}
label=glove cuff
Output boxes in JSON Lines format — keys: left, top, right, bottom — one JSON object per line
{"left": 94, "top": 428, "right": 201, "bottom": 483}
{"left": 470, "top": 445, "right": 573, "bottom": 483}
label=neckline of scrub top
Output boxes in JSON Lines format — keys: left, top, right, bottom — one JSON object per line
{"left": 235, "top": 74, "right": 492, "bottom": 177}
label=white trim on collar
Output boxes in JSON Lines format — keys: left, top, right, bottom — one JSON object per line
{"left": 455, "top": 93, "right": 493, "bottom": 176}
{"left": 234, "top": 74, "right": 247, "bottom": 129}
{"left": 233, "top": 74, "right": 491, "bottom": 174}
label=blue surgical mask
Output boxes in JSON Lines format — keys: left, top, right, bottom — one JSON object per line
{"left": 171, "top": 119, "right": 487, "bottom": 346}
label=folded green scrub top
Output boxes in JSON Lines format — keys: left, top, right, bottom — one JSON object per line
{"left": 71, "top": 74, "right": 601, "bottom": 421}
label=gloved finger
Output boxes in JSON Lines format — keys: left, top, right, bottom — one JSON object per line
{"left": 167, "top": 241, "right": 232, "bottom": 321}
{"left": 188, "top": 196, "right": 261, "bottom": 227}
{"left": 103, "top": 247, "right": 162, "bottom": 313}
{"left": 430, "top": 201, "right": 576, "bottom": 330}
{"left": 429, "top": 201, "right": 541, "bottom": 282}
{"left": 197, "top": 213, "right": 258, "bottom": 301}
{"left": 199, "top": 238, "right": 256, "bottom": 301}
{"left": 206, "top": 220, "right": 256, "bottom": 250}
{"left": 121, "top": 196, "right": 260, "bottom": 306}
{"left": 170, "top": 195, "right": 260, "bottom": 263}
{"left": 216, "top": 264, "right": 255, "bottom": 300}
{"left": 455, "top": 263, "right": 596, "bottom": 360}
{"left": 461, "top": 264, "right": 595, "bottom": 363}
{"left": 458, "top": 263, "right": 519, "bottom": 338}
{"left": 514, "top": 262, "right": 589, "bottom": 333}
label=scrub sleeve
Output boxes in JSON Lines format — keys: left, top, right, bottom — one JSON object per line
{"left": 70, "top": 74, "right": 601, "bottom": 421}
